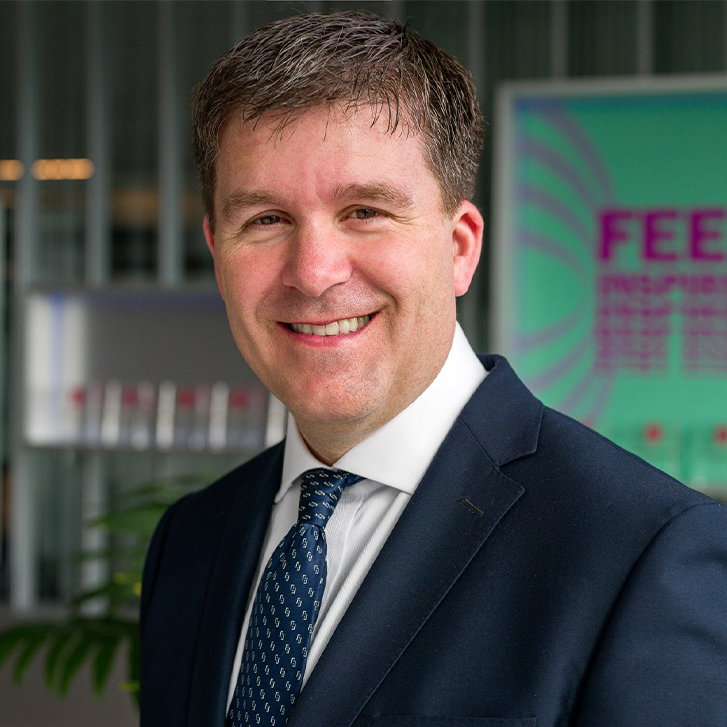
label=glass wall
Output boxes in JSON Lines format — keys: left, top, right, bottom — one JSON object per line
{"left": 1, "top": 0, "right": 726, "bottom": 610}
{"left": 108, "top": 2, "right": 160, "bottom": 282}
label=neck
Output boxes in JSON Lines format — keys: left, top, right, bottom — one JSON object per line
{"left": 293, "top": 364, "right": 447, "bottom": 466}
{"left": 295, "top": 418, "right": 378, "bottom": 466}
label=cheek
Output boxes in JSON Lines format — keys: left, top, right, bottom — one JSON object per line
{"left": 219, "top": 249, "right": 276, "bottom": 312}
{"left": 369, "top": 230, "right": 443, "bottom": 287}
{"left": 392, "top": 239, "right": 453, "bottom": 306}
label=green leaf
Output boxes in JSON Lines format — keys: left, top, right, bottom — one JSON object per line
{"left": 97, "top": 474, "right": 209, "bottom": 519}
{"left": 75, "top": 544, "right": 149, "bottom": 563}
{"left": 97, "top": 505, "right": 169, "bottom": 537}
{"left": 92, "top": 634, "right": 121, "bottom": 695}
{"left": 0, "top": 467, "right": 197, "bottom": 710}
{"left": 45, "top": 628, "right": 75, "bottom": 689}
{"left": 0, "top": 626, "right": 31, "bottom": 668}
{"left": 72, "top": 581, "right": 123, "bottom": 604}
{"left": 69, "top": 576, "right": 144, "bottom": 615}
{"left": 13, "top": 625, "right": 54, "bottom": 683}
{"left": 58, "top": 633, "right": 94, "bottom": 696}
{"left": 127, "top": 628, "right": 140, "bottom": 709}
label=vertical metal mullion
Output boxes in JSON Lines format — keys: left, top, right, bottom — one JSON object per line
{"left": 550, "top": 0, "right": 569, "bottom": 79}
{"left": 16, "top": 4, "right": 39, "bottom": 288}
{"left": 12, "top": 2, "right": 40, "bottom": 611}
{"left": 158, "top": 1, "right": 183, "bottom": 287}
{"left": 57, "top": 454, "right": 80, "bottom": 602}
{"left": 458, "top": 0, "right": 487, "bottom": 352}
{"left": 0, "top": 203, "right": 5, "bottom": 555}
{"left": 637, "top": 0, "right": 654, "bottom": 75}
{"left": 80, "top": 452, "right": 107, "bottom": 614}
{"left": 86, "top": 1, "right": 110, "bottom": 287}
{"left": 81, "top": 3, "right": 110, "bottom": 613}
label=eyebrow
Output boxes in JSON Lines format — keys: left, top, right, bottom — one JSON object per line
{"left": 331, "top": 182, "right": 415, "bottom": 210}
{"left": 220, "top": 191, "right": 286, "bottom": 224}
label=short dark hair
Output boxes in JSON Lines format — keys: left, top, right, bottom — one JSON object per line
{"left": 192, "top": 10, "right": 484, "bottom": 229}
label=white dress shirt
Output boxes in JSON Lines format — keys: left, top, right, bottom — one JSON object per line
{"left": 227, "top": 323, "right": 486, "bottom": 708}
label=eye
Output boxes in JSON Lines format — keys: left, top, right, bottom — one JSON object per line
{"left": 350, "top": 208, "right": 379, "bottom": 220}
{"left": 255, "top": 214, "right": 285, "bottom": 225}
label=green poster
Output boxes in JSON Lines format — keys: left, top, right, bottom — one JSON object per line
{"left": 492, "top": 78, "right": 727, "bottom": 492}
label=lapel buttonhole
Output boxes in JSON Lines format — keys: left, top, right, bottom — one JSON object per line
{"left": 458, "top": 497, "right": 484, "bottom": 517}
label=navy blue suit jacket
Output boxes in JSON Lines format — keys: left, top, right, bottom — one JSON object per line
{"left": 140, "top": 355, "right": 727, "bottom": 726}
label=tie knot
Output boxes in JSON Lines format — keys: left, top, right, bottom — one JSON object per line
{"left": 298, "top": 468, "right": 363, "bottom": 527}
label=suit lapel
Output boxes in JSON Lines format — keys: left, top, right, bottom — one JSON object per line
{"left": 288, "top": 356, "right": 543, "bottom": 727}
{"left": 187, "top": 444, "right": 284, "bottom": 726}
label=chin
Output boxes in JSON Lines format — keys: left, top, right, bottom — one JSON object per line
{"left": 278, "top": 369, "right": 384, "bottom": 418}
{"left": 285, "top": 389, "right": 382, "bottom": 429}
{"left": 291, "top": 400, "right": 373, "bottom": 427}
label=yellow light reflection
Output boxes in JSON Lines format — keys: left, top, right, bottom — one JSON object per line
{"left": 31, "top": 158, "right": 95, "bottom": 180}
{"left": 0, "top": 160, "right": 24, "bottom": 181}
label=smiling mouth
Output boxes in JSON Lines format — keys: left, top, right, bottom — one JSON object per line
{"left": 289, "top": 314, "right": 372, "bottom": 337}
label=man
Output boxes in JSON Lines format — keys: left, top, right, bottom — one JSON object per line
{"left": 140, "top": 11, "right": 727, "bottom": 727}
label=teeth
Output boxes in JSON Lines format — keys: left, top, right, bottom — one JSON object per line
{"left": 291, "top": 315, "right": 371, "bottom": 337}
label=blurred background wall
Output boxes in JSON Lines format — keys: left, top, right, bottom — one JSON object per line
{"left": 0, "top": 1, "right": 726, "bottom": 724}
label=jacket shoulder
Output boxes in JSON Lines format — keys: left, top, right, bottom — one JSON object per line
{"left": 538, "top": 405, "right": 708, "bottom": 509}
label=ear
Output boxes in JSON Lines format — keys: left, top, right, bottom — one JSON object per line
{"left": 203, "top": 216, "right": 225, "bottom": 301}
{"left": 451, "top": 201, "right": 483, "bottom": 297}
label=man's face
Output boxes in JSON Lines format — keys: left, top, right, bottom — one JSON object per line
{"left": 205, "top": 105, "right": 481, "bottom": 459}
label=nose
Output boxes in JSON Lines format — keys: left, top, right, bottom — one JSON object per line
{"left": 281, "top": 222, "right": 353, "bottom": 297}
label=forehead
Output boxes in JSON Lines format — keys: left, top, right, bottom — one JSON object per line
{"left": 221, "top": 103, "right": 417, "bottom": 149}
{"left": 218, "top": 105, "right": 418, "bottom": 167}
{"left": 214, "top": 105, "right": 442, "bottom": 209}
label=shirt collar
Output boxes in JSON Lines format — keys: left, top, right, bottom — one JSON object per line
{"left": 278, "top": 323, "right": 486, "bottom": 503}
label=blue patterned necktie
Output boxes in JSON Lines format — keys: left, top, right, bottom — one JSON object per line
{"left": 227, "top": 468, "right": 363, "bottom": 727}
